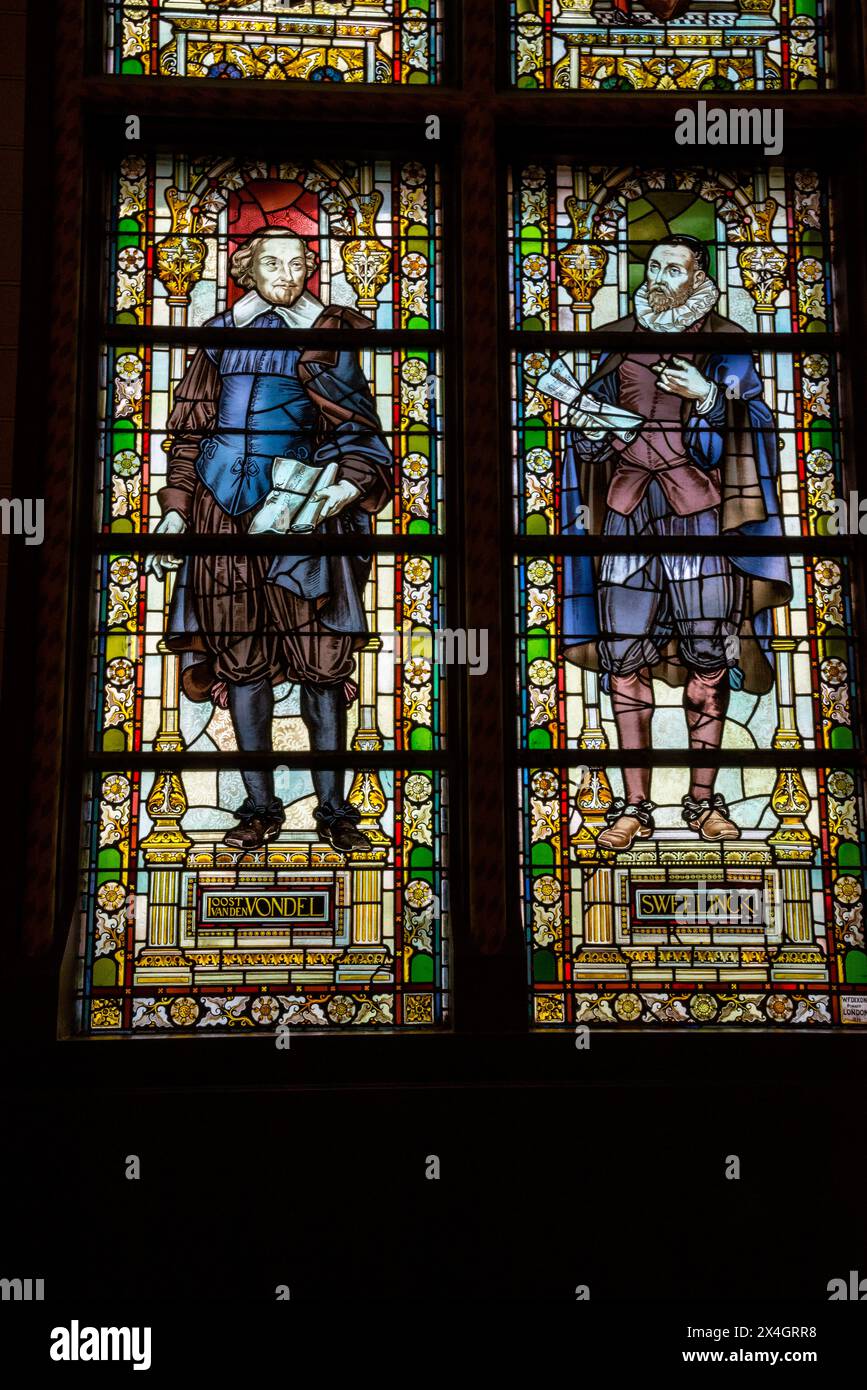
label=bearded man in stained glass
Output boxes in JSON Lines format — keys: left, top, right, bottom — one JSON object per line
{"left": 146, "top": 228, "right": 392, "bottom": 853}
{"left": 560, "top": 235, "right": 791, "bottom": 852}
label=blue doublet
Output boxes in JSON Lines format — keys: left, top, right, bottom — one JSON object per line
{"left": 196, "top": 330, "right": 317, "bottom": 516}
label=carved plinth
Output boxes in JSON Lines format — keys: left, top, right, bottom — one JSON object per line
{"left": 570, "top": 828, "right": 826, "bottom": 985}
{"left": 146, "top": 832, "right": 393, "bottom": 986}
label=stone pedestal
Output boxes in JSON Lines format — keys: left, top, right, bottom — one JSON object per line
{"left": 571, "top": 829, "right": 828, "bottom": 985}
{"left": 135, "top": 832, "right": 391, "bottom": 988}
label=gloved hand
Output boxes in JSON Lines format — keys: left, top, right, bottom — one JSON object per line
{"left": 308, "top": 477, "right": 362, "bottom": 524}
{"left": 145, "top": 509, "right": 187, "bottom": 580}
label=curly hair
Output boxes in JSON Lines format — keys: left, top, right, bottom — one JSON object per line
{"left": 229, "top": 229, "right": 319, "bottom": 290}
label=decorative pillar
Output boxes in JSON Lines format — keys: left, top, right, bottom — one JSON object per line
{"left": 136, "top": 761, "right": 193, "bottom": 984}
{"left": 738, "top": 195, "right": 785, "bottom": 413}
{"left": 136, "top": 185, "right": 206, "bottom": 984}
{"left": 767, "top": 614, "right": 825, "bottom": 978}
{"left": 737, "top": 197, "right": 794, "bottom": 730}
{"left": 342, "top": 181, "right": 392, "bottom": 851}
{"left": 348, "top": 629, "right": 390, "bottom": 853}
{"left": 158, "top": 186, "right": 208, "bottom": 384}
{"left": 136, "top": 591, "right": 195, "bottom": 987}
{"left": 738, "top": 197, "right": 824, "bottom": 978}
{"left": 345, "top": 652, "right": 389, "bottom": 961}
{"left": 571, "top": 769, "right": 631, "bottom": 976}
{"left": 558, "top": 191, "right": 621, "bottom": 942}
{"left": 736, "top": 199, "right": 788, "bottom": 326}
{"left": 136, "top": 636, "right": 193, "bottom": 988}
{"left": 733, "top": 0, "right": 775, "bottom": 89}
{"left": 341, "top": 189, "right": 391, "bottom": 314}
{"left": 356, "top": 6, "right": 391, "bottom": 83}
{"left": 555, "top": 0, "right": 595, "bottom": 89}
{"left": 558, "top": 197, "right": 609, "bottom": 331}
{"left": 337, "top": 176, "right": 392, "bottom": 964}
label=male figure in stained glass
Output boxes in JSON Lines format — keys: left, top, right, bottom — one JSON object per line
{"left": 146, "top": 228, "right": 392, "bottom": 852}
{"left": 609, "top": 0, "right": 694, "bottom": 20}
{"left": 560, "top": 235, "right": 791, "bottom": 851}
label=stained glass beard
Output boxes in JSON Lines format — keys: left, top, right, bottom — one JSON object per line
{"left": 633, "top": 278, "right": 720, "bottom": 332}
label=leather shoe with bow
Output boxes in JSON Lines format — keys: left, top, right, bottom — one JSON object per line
{"left": 319, "top": 818, "right": 373, "bottom": 854}
{"left": 597, "top": 798, "right": 655, "bottom": 852}
{"left": 682, "top": 794, "right": 740, "bottom": 841}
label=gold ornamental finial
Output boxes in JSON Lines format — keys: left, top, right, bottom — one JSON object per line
{"left": 156, "top": 188, "right": 208, "bottom": 303}
{"left": 737, "top": 200, "right": 787, "bottom": 316}
{"left": 748, "top": 197, "right": 778, "bottom": 244}
{"left": 341, "top": 191, "right": 391, "bottom": 313}
{"left": 558, "top": 199, "right": 608, "bottom": 318}
{"left": 737, "top": 243, "right": 788, "bottom": 316}
{"left": 139, "top": 771, "right": 193, "bottom": 861}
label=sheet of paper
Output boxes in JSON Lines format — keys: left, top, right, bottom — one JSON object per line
{"left": 248, "top": 458, "right": 338, "bottom": 534}
{"left": 290, "top": 462, "right": 338, "bottom": 531}
{"left": 537, "top": 358, "right": 644, "bottom": 442}
{"left": 270, "top": 454, "right": 327, "bottom": 497}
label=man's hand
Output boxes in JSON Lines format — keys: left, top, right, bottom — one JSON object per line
{"left": 145, "top": 509, "right": 187, "bottom": 580}
{"left": 656, "top": 356, "right": 712, "bottom": 402}
{"left": 565, "top": 405, "right": 608, "bottom": 441}
{"left": 309, "top": 478, "right": 362, "bottom": 524}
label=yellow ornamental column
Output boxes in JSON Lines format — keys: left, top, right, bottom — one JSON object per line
{"left": 137, "top": 763, "right": 193, "bottom": 983}
{"left": 136, "top": 187, "right": 206, "bottom": 986}
{"left": 737, "top": 195, "right": 824, "bottom": 980}
{"left": 342, "top": 182, "right": 392, "bottom": 852}
{"left": 157, "top": 187, "right": 208, "bottom": 384}
{"left": 571, "top": 768, "right": 631, "bottom": 978}
{"left": 339, "top": 180, "right": 391, "bottom": 966}
{"left": 558, "top": 194, "right": 622, "bottom": 953}
{"left": 341, "top": 190, "right": 392, "bottom": 313}
{"left": 767, "top": 764, "right": 825, "bottom": 981}
{"left": 558, "top": 198, "right": 609, "bottom": 328}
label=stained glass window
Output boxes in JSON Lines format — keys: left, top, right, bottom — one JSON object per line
{"left": 509, "top": 0, "right": 833, "bottom": 92}
{"left": 510, "top": 165, "right": 834, "bottom": 337}
{"left": 509, "top": 160, "right": 867, "bottom": 1028}
{"left": 75, "top": 153, "right": 450, "bottom": 1034}
{"left": 104, "top": 1, "right": 444, "bottom": 83}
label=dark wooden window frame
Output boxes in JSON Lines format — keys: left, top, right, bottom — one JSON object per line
{"left": 3, "top": 0, "right": 867, "bottom": 1092}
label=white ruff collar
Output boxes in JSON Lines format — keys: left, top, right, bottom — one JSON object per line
{"left": 634, "top": 278, "right": 720, "bottom": 332}
{"left": 232, "top": 288, "right": 324, "bottom": 329}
